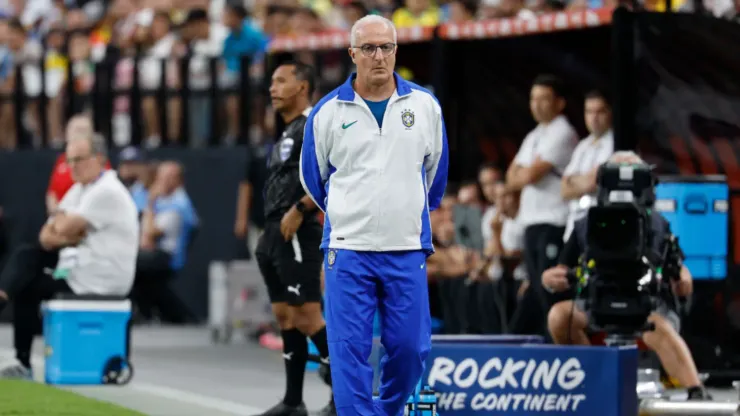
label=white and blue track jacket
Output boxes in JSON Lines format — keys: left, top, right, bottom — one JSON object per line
{"left": 299, "top": 73, "right": 449, "bottom": 253}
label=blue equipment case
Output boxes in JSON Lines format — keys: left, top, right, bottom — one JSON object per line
{"left": 654, "top": 175, "right": 729, "bottom": 280}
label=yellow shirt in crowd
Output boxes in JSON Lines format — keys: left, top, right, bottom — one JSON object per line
{"left": 45, "top": 51, "right": 68, "bottom": 72}
{"left": 647, "top": 0, "right": 686, "bottom": 11}
{"left": 392, "top": 7, "right": 441, "bottom": 28}
{"left": 302, "top": 0, "right": 334, "bottom": 17}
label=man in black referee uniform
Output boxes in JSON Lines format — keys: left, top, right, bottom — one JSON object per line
{"left": 256, "top": 61, "right": 334, "bottom": 416}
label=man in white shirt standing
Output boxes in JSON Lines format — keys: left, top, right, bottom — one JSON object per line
{"left": 0, "top": 132, "right": 138, "bottom": 378}
{"left": 505, "top": 74, "right": 577, "bottom": 336}
{"left": 561, "top": 89, "right": 614, "bottom": 242}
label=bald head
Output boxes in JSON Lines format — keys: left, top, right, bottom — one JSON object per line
{"left": 65, "top": 132, "right": 106, "bottom": 184}
{"left": 66, "top": 115, "right": 94, "bottom": 141}
{"left": 348, "top": 15, "right": 398, "bottom": 90}
{"left": 350, "top": 15, "right": 397, "bottom": 48}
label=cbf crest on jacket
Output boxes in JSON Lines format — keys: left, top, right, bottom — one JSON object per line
{"left": 299, "top": 73, "right": 449, "bottom": 253}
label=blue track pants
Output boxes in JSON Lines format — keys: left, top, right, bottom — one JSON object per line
{"left": 324, "top": 249, "right": 431, "bottom": 416}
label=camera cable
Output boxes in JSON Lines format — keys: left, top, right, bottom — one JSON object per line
{"left": 566, "top": 264, "right": 587, "bottom": 345}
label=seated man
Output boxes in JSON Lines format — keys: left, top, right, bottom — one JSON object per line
{"left": 0, "top": 132, "right": 138, "bottom": 378}
{"left": 543, "top": 151, "right": 711, "bottom": 400}
{"left": 130, "top": 161, "right": 159, "bottom": 215}
{"left": 473, "top": 186, "right": 529, "bottom": 334}
{"left": 133, "top": 161, "right": 198, "bottom": 323}
{"left": 427, "top": 191, "right": 481, "bottom": 334}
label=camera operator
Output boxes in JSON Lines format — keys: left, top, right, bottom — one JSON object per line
{"left": 543, "top": 151, "right": 711, "bottom": 401}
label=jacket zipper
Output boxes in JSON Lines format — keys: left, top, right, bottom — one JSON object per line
{"left": 373, "top": 97, "right": 403, "bottom": 247}
{"left": 348, "top": 95, "right": 407, "bottom": 249}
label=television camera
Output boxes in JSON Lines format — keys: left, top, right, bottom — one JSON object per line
{"left": 570, "top": 162, "right": 684, "bottom": 345}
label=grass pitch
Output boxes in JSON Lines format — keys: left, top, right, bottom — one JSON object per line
{"left": 0, "top": 380, "right": 146, "bottom": 415}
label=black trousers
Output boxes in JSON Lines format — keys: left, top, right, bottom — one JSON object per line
{"left": 0, "top": 243, "right": 72, "bottom": 364}
{"left": 132, "top": 249, "right": 193, "bottom": 324}
{"left": 437, "top": 277, "right": 471, "bottom": 334}
{"left": 509, "top": 224, "right": 565, "bottom": 337}
{"left": 476, "top": 276, "right": 521, "bottom": 335}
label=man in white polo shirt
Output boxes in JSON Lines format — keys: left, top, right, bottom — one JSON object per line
{"left": 561, "top": 89, "right": 614, "bottom": 241}
{"left": 0, "top": 132, "right": 138, "bottom": 378}
{"left": 505, "top": 74, "right": 577, "bottom": 336}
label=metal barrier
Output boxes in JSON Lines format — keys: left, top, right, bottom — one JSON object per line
{"left": 0, "top": 55, "right": 255, "bottom": 149}
{"left": 639, "top": 399, "right": 740, "bottom": 415}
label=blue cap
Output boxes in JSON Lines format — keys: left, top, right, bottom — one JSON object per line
{"left": 119, "top": 146, "right": 144, "bottom": 163}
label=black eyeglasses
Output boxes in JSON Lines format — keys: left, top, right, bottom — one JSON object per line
{"left": 353, "top": 43, "right": 396, "bottom": 57}
{"left": 66, "top": 154, "right": 93, "bottom": 164}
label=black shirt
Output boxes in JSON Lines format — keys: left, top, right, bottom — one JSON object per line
{"left": 559, "top": 210, "right": 682, "bottom": 268}
{"left": 263, "top": 112, "right": 311, "bottom": 222}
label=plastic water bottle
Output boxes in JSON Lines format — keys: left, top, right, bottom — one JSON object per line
{"left": 416, "top": 386, "right": 436, "bottom": 416}
{"left": 405, "top": 394, "right": 415, "bottom": 416}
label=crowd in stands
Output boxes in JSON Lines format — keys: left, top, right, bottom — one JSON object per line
{"left": 426, "top": 75, "right": 614, "bottom": 337}
{"left": 0, "top": 0, "right": 730, "bottom": 337}
{"left": 4, "top": 0, "right": 729, "bottom": 151}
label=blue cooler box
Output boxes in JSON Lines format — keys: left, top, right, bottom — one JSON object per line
{"left": 655, "top": 175, "right": 729, "bottom": 280}
{"left": 43, "top": 299, "right": 131, "bottom": 385}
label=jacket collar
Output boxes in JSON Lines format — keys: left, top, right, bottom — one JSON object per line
{"left": 337, "top": 72, "right": 412, "bottom": 102}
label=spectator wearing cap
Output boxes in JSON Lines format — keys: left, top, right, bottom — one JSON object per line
{"left": 392, "top": 0, "right": 441, "bottom": 28}
{"left": 117, "top": 146, "right": 146, "bottom": 188}
{"left": 220, "top": 3, "right": 267, "bottom": 144}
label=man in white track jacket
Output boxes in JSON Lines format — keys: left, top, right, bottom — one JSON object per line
{"left": 299, "top": 15, "right": 448, "bottom": 416}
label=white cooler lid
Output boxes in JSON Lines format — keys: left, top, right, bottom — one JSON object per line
{"left": 43, "top": 299, "right": 132, "bottom": 312}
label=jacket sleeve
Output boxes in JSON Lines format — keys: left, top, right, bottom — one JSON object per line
{"left": 425, "top": 105, "right": 449, "bottom": 211}
{"left": 299, "top": 107, "right": 329, "bottom": 212}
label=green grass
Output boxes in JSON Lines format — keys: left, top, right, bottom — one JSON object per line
{"left": 0, "top": 380, "right": 146, "bottom": 415}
